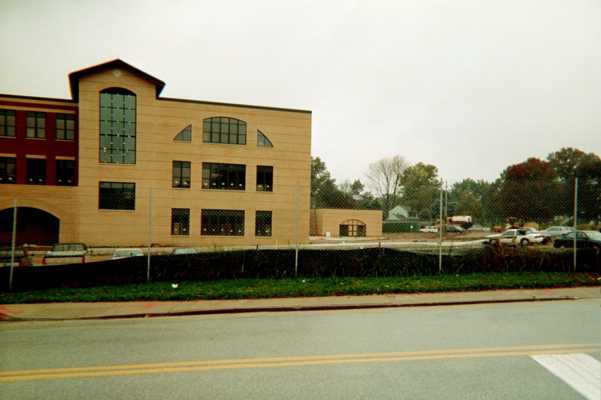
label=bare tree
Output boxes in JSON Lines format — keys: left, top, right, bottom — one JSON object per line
{"left": 366, "top": 156, "right": 408, "bottom": 219}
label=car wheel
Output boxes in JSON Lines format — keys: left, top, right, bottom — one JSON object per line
{"left": 520, "top": 238, "right": 529, "bottom": 247}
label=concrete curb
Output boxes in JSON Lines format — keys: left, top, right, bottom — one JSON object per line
{"left": 0, "top": 295, "right": 581, "bottom": 322}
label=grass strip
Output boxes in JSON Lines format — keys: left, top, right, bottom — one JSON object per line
{"left": 0, "top": 272, "right": 598, "bottom": 304}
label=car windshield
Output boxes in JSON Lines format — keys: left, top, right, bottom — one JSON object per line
{"left": 52, "top": 244, "right": 85, "bottom": 252}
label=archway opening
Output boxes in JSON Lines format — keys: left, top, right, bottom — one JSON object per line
{"left": 0, "top": 207, "right": 59, "bottom": 245}
{"left": 339, "top": 219, "right": 366, "bottom": 237}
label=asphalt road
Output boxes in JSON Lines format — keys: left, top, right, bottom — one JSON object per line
{"left": 0, "top": 300, "right": 599, "bottom": 399}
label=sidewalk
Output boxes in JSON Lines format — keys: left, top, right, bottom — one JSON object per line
{"left": 1, "top": 286, "right": 599, "bottom": 322}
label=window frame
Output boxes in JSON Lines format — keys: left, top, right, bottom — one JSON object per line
{"left": 56, "top": 114, "right": 76, "bottom": 140}
{"left": 202, "top": 117, "right": 247, "bottom": 145}
{"left": 174, "top": 125, "right": 192, "bottom": 142}
{"left": 0, "top": 157, "right": 16, "bottom": 184}
{"left": 0, "top": 109, "right": 16, "bottom": 137}
{"left": 201, "top": 209, "right": 245, "bottom": 236}
{"left": 98, "top": 181, "right": 136, "bottom": 210}
{"left": 99, "top": 88, "right": 137, "bottom": 164}
{"left": 26, "top": 112, "right": 46, "bottom": 139}
{"left": 26, "top": 158, "right": 46, "bottom": 185}
{"left": 256, "top": 165, "right": 273, "bottom": 192}
{"left": 172, "top": 160, "right": 191, "bottom": 188}
{"left": 56, "top": 159, "right": 76, "bottom": 186}
{"left": 202, "top": 162, "right": 246, "bottom": 191}
{"left": 255, "top": 210, "right": 272, "bottom": 237}
{"left": 171, "top": 208, "right": 190, "bottom": 235}
{"left": 257, "top": 130, "right": 273, "bottom": 147}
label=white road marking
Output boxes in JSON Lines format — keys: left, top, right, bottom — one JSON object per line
{"left": 532, "top": 353, "right": 600, "bottom": 400}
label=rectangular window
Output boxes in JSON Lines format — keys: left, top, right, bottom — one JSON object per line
{"left": 171, "top": 208, "right": 190, "bottom": 235}
{"left": 0, "top": 157, "right": 16, "bottom": 184}
{"left": 0, "top": 109, "right": 16, "bottom": 137}
{"left": 172, "top": 161, "right": 191, "bottom": 188}
{"left": 99, "top": 91, "right": 136, "bottom": 164}
{"left": 99, "top": 182, "right": 135, "bottom": 210}
{"left": 201, "top": 209, "right": 244, "bottom": 236}
{"left": 26, "top": 158, "right": 46, "bottom": 184}
{"left": 56, "top": 114, "right": 75, "bottom": 140}
{"left": 256, "top": 166, "right": 273, "bottom": 192}
{"left": 202, "top": 163, "right": 245, "bottom": 190}
{"left": 255, "top": 211, "right": 272, "bottom": 236}
{"left": 26, "top": 112, "right": 46, "bottom": 139}
{"left": 56, "top": 159, "right": 75, "bottom": 186}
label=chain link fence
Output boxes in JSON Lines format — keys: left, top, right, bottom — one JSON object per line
{"left": 2, "top": 173, "right": 600, "bottom": 290}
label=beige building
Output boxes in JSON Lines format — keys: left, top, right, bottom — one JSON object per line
{"left": 310, "top": 209, "right": 383, "bottom": 238}
{"left": 0, "top": 59, "right": 311, "bottom": 247}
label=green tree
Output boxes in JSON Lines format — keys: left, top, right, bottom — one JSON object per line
{"left": 400, "top": 162, "right": 441, "bottom": 220}
{"left": 449, "top": 179, "right": 493, "bottom": 224}
{"left": 311, "top": 157, "right": 352, "bottom": 208}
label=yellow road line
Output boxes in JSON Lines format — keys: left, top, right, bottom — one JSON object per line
{"left": 1, "top": 344, "right": 599, "bottom": 383}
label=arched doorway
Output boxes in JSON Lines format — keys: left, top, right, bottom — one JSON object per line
{"left": 339, "top": 219, "right": 366, "bottom": 237}
{"left": 0, "top": 207, "right": 59, "bottom": 245}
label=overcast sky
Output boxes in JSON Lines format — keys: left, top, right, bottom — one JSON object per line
{"left": 1, "top": 0, "right": 600, "bottom": 185}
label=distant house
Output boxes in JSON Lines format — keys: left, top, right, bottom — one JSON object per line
{"left": 386, "top": 205, "right": 417, "bottom": 222}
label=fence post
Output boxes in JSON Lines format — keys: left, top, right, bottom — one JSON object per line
{"left": 573, "top": 177, "right": 578, "bottom": 272}
{"left": 294, "top": 188, "right": 300, "bottom": 277}
{"left": 147, "top": 187, "right": 152, "bottom": 283}
{"left": 8, "top": 199, "right": 17, "bottom": 291}
{"left": 438, "top": 182, "right": 443, "bottom": 273}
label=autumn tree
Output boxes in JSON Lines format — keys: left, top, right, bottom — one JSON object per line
{"left": 497, "top": 158, "right": 561, "bottom": 222}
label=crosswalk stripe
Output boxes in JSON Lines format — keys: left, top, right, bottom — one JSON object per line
{"left": 531, "top": 354, "right": 600, "bottom": 400}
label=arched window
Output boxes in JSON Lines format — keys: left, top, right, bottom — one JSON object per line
{"left": 202, "top": 117, "right": 246, "bottom": 145}
{"left": 257, "top": 130, "right": 273, "bottom": 147}
{"left": 99, "top": 88, "right": 136, "bottom": 164}
{"left": 339, "top": 219, "right": 366, "bottom": 237}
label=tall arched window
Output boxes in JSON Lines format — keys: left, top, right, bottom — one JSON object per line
{"left": 99, "top": 88, "right": 136, "bottom": 164}
{"left": 202, "top": 117, "right": 246, "bottom": 145}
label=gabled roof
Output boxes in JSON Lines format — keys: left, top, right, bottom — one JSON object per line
{"left": 68, "top": 59, "right": 165, "bottom": 101}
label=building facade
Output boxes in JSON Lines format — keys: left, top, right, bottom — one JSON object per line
{"left": 310, "top": 209, "right": 383, "bottom": 238}
{"left": 0, "top": 59, "right": 311, "bottom": 247}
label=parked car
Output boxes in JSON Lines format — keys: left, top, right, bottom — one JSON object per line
{"left": 43, "top": 243, "right": 87, "bottom": 265}
{"left": 171, "top": 247, "right": 198, "bottom": 255}
{"left": 112, "top": 248, "right": 144, "bottom": 260}
{"left": 541, "top": 226, "right": 575, "bottom": 239}
{"left": 0, "top": 246, "right": 33, "bottom": 267}
{"left": 553, "top": 230, "right": 601, "bottom": 250}
{"left": 420, "top": 226, "right": 438, "bottom": 233}
{"left": 484, "top": 228, "right": 547, "bottom": 246}
{"left": 446, "top": 225, "right": 465, "bottom": 233}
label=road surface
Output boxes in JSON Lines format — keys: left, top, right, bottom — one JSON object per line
{"left": 0, "top": 299, "right": 599, "bottom": 399}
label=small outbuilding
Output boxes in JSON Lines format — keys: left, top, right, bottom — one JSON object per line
{"left": 310, "top": 209, "right": 383, "bottom": 238}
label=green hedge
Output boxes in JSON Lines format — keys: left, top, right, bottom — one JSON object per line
{"left": 1, "top": 247, "right": 599, "bottom": 292}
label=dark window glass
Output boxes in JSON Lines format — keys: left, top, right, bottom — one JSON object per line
{"left": 171, "top": 208, "right": 190, "bottom": 235}
{"left": 339, "top": 219, "right": 366, "bottom": 237}
{"left": 202, "top": 117, "right": 246, "bottom": 145}
{"left": 172, "top": 161, "right": 191, "bottom": 188}
{"left": 201, "top": 209, "right": 244, "bottom": 236}
{"left": 174, "top": 125, "right": 192, "bottom": 142}
{"left": 26, "top": 158, "right": 46, "bottom": 184}
{"left": 0, "top": 110, "right": 16, "bottom": 137}
{"left": 0, "top": 157, "right": 16, "bottom": 184}
{"left": 99, "top": 182, "right": 135, "bottom": 210}
{"left": 202, "top": 163, "right": 245, "bottom": 190}
{"left": 56, "top": 114, "right": 75, "bottom": 140}
{"left": 255, "top": 211, "right": 272, "bottom": 236}
{"left": 256, "top": 166, "right": 273, "bottom": 192}
{"left": 26, "top": 112, "right": 46, "bottom": 139}
{"left": 257, "top": 130, "right": 273, "bottom": 147}
{"left": 99, "top": 89, "right": 136, "bottom": 164}
{"left": 56, "top": 159, "right": 75, "bottom": 186}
